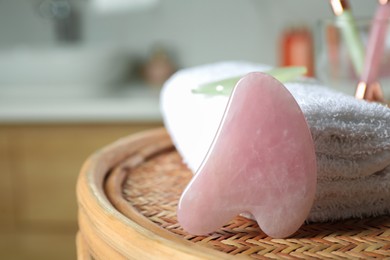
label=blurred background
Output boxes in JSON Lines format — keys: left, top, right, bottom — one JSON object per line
{"left": 0, "top": 0, "right": 377, "bottom": 259}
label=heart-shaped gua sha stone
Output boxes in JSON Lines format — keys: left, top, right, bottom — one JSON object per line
{"left": 177, "top": 72, "right": 317, "bottom": 238}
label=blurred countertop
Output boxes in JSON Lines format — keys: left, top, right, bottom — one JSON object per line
{"left": 0, "top": 83, "right": 163, "bottom": 123}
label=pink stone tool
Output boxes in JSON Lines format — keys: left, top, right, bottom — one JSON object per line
{"left": 177, "top": 72, "right": 317, "bottom": 239}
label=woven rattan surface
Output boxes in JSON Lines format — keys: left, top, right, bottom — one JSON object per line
{"left": 105, "top": 137, "right": 390, "bottom": 260}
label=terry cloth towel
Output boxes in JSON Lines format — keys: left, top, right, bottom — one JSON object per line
{"left": 160, "top": 61, "right": 390, "bottom": 222}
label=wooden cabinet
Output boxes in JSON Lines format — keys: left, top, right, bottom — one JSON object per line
{"left": 0, "top": 128, "right": 15, "bottom": 230}
{"left": 0, "top": 123, "right": 162, "bottom": 259}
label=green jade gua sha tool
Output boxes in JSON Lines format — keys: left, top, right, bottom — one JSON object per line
{"left": 192, "top": 66, "right": 307, "bottom": 96}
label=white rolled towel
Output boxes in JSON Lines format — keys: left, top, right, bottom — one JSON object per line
{"left": 160, "top": 61, "right": 390, "bottom": 222}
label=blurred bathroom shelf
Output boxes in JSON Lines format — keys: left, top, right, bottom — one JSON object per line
{"left": 0, "top": 84, "right": 162, "bottom": 123}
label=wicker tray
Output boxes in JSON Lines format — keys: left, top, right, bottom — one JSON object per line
{"left": 76, "top": 128, "right": 390, "bottom": 259}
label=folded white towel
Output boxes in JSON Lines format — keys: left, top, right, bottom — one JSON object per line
{"left": 160, "top": 61, "right": 390, "bottom": 222}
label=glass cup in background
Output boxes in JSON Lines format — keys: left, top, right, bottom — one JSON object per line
{"left": 316, "top": 17, "right": 390, "bottom": 101}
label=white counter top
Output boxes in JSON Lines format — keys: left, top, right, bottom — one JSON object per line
{"left": 0, "top": 84, "right": 163, "bottom": 123}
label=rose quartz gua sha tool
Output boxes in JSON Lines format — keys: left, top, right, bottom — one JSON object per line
{"left": 177, "top": 72, "right": 317, "bottom": 239}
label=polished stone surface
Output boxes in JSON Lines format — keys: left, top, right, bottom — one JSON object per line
{"left": 178, "top": 72, "right": 317, "bottom": 238}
